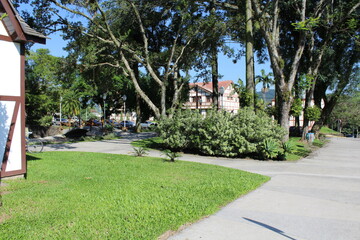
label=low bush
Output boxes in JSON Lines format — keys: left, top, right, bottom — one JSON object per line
{"left": 133, "top": 147, "right": 149, "bottom": 157}
{"left": 157, "top": 109, "right": 286, "bottom": 158}
{"left": 39, "top": 115, "right": 53, "bottom": 127}
{"left": 258, "top": 139, "right": 279, "bottom": 160}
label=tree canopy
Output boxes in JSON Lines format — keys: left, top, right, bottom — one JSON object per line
{"left": 15, "top": 0, "right": 359, "bottom": 140}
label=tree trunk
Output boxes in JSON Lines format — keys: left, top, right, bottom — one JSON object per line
{"left": 278, "top": 89, "right": 292, "bottom": 142}
{"left": 246, "top": 0, "right": 255, "bottom": 109}
{"left": 120, "top": 51, "right": 161, "bottom": 118}
{"left": 161, "top": 84, "right": 166, "bottom": 117}
{"left": 135, "top": 92, "right": 142, "bottom": 133}
{"left": 132, "top": 62, "right": 142, "bottom": 133}
{"left": 211, "top": 43, "right": 219, "bottom": 110}
{"left": 301, "top": 91, "right": 313, "bottom": 141}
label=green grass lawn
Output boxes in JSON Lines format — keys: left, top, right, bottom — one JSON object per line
{"left": 132, "top": 136, "right": 164, "bottom": 149}
{"left": 285, "top": 137, "right": 327, "bottom": 161}
{"left": 320, "top": 126, "right": 341, "bottom": 135}
{"left": 0, "top": 152, "right": 268, "bottom": 239}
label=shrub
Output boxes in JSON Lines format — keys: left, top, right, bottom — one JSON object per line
{"left": 39, "top": 115, "right": 53, "bottom": 127}
{"left": 282, "top": 141, "right": 295, "bottom": 154}
{"left": 133, "top": 147, "right": 149, "bottom": 157}
{"left": 304, "top": 106, "right": 321, "bottom": 121}
{"left": 157, "top": 109, "right": 286, "bottom": 158}
{"left": 258, "top": 139, "right": 279, "bottom": 160}
{"left": 157, "top": 110, "right": 202, "bottom": 151}
{"left": 161, "top": 150, "right": 182, "bottom": 162}
{"left": 103, "top": 124, "right": 114, "bottom": 133}
{"left": 102, "top": 133, "right": 117, "bottom": 140}
{"left": 277, "top": 141, "right": 296, "bottom": 160}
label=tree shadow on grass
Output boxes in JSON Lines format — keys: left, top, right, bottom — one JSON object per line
{"left": 133, "top": 137, "right": 165, "bottom": 150}
{"left": 26, "top": 155, "right": 42, "bottom": 161}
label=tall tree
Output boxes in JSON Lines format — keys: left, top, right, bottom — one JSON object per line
{"left": 299, "top": 0, "right": 360, "bottom": 138}
{"left": 251, "top": 0, "right": 308, "bottom": 141}
{"left": 39, "top": 0, "right": 216, "bottom": 119}
{"left": 25, "top": 49, "right": 63, "bottom": 125}
{"left": 250, "top": 0, "right": 359, "bottom": 141}
{"left": 245, "top": 0, "right": 255, "bottom": 108}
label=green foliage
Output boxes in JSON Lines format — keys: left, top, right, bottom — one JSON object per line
{"left": 62, "top": 94, "right": 80, "bottom": 117}
{"left": 103, "top": 124, "right": 114, "bottom": 133}
{"left": 102, "top": 133, "right": 117, "bottom": 140}
{"left": 292, "top": 17, "right": 320, "bottom": 31}
{"left": 157, "top": 109, "right": 286, "bottom": 158}
{"left": 258, "top": 139, "right": 279, "bottom": 160}
{"left": 290, "top": 98, "right": 303, "bottom": 117}
{"left": 320, "top": 126, "right": 340, "bottom": 135}
{"left": 282, "top": 141, "right": 296, "bottom": 154}
{"left": 298, "top": 74, "right": 315, "bottom": 91}
{"left": 330, "top": 92, "right": 360, "bottom": 131}
{"left": 0, "top": 13, "right": 7, "bottom": 20}
{"left": 25, "top": 49, "right": 63, "bottom": 126}
{"left": 304, "top": 105, "right": 321, "bottom": 121}
{"left": 162, "top": 150, "right": 182, "bottom": 162}
{"left": 1, "top": 152, "right": 268, "bottom": 239}
{"left": 38, "top": 115, "right": 53, "bottom": 127}
{"left": 132, "top": 147, "right": 149, "bottom": 157}
{"left": 233, "top": 81, "right": 254, "bottom": 108}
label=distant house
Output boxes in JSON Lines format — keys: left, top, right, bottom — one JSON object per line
{"left": 271, "top": 98, "right": 324, "bottom": 130}
{"left": 0, "top": 0, "right": 46, "bottom": 179}
{"left": 184, "top": 80, "right": 240, "bottom": 114}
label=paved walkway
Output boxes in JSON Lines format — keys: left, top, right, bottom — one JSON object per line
{"left": 43, "top": 135, "right": 360, "bottom": 240}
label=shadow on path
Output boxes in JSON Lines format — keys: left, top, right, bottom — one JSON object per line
{"left": 243, "top": 218, "right": 297, "bottom": 240}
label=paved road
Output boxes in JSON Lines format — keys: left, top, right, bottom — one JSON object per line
{"left": 44, "top": 135, "right": 360, "bottom": 240}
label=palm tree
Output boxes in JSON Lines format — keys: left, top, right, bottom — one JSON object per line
{"left": 255, "top": 69, "right": 274, "bottom": 103}
{"left": 62, "top": 95, "right": 80, "bottom": 121}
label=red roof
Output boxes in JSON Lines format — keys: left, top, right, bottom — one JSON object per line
{"left": 189, "top": 80, "right": 233, "bottom": 93}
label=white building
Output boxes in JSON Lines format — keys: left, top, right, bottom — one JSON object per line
{"left": 0, "top": 0, "right": 46, "bottom": 179}
{"left": 184, "top": 80, "right": 240, "bottom": 114}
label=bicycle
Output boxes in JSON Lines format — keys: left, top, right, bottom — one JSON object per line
{"left": 26, "top": 132, "right": 44, "bottom": 153}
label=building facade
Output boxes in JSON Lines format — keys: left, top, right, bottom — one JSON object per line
{"left": 184, "top": 80, "right": 240, "bottom": 114}
{"left": 0, "top": 0, "right": 46, "bottom": 179}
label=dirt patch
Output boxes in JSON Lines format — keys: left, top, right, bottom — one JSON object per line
{"left": 0, "top": 191, "right": 11, "bottom": 195}
{"left": 0, "top": 213, "right": 11, "bottom": 223}
{"left": 158, "top": 222, "right": 196, "bottom": 240}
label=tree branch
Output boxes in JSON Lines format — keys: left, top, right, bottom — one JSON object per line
{"left": 128, "top": 0, "right": 163, "bottom": 87}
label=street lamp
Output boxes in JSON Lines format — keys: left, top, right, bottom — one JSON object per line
{"left": 122, "top": 95, "right": 127, "bottom": 129}
{"left": 59, "top": 96, "right": 63, "bottom": 127}
{"left": 102, "top": 94, "right": 107, "bottom": 127}
{"left": 219, "top": 86, "right": 225, "bottom": 110}
{"left": 79, "top": 97, "right": 82, "bottom": 128}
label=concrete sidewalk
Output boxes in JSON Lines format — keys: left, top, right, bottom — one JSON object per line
{"left": 43, "top": 135, "right": 360, "bottom": 240}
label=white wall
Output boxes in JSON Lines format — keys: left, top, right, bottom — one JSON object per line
{"left": 0, "top": 41, "right": 21, "bottom": 96}
{"left": 0, "top": 101, "right": 22, "bottom": 172}
{"left": 6, "top": 103, "right": 22, "bottom": 171}
{"left": 0, "top": 21, "right": 8, "bottom": 36}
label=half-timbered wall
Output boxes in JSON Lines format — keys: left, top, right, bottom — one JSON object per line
{"left": 0, "top": 19, "right": 26, "bottom": 178}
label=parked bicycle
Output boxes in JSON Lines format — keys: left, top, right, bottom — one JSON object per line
{"left": 26, "top": 132, "right": 44, "bottom": 153}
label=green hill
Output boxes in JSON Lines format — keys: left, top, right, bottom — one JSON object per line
{"left": 256, "top": 89, "right": 275, "bottom": 103}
